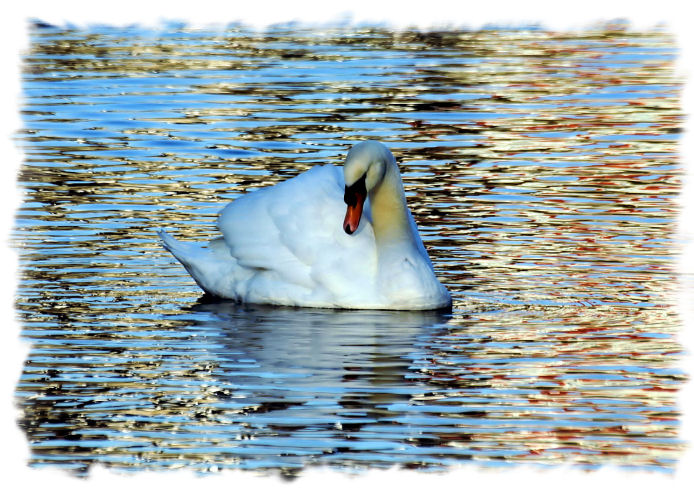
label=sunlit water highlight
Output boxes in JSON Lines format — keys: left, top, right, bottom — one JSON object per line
{"left": 13, "top": 22, "right": 686, "bottom": 476}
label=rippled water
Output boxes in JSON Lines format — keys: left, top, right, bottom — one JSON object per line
{"left": 13, "top": 22, "right": 686, "bottom": 476}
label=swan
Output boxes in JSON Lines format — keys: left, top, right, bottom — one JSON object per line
{"left": 158, "top": 141, "right": 451, "bottom": 310}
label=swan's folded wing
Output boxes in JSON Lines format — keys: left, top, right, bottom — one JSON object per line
{"left": 217, "top": 164, "right": 375, "bottom": 295}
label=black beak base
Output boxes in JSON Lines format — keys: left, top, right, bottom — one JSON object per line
{"left": 344, "top": 173, "right": 367, "bottom": 206}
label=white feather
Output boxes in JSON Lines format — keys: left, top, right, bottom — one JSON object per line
{"left": 159, "top": 142, "right": 451, "bottom": 310}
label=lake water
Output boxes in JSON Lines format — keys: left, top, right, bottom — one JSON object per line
{"left": 12, "top": 22, "right": 686, "bottom": 476}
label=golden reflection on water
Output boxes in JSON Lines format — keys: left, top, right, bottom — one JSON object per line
{"left": 13, "top": 22, "right": 685, "bottom": 475}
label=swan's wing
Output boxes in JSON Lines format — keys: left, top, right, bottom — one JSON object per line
{"left": 217, "top": 164, "right": 376, "bottom": 299}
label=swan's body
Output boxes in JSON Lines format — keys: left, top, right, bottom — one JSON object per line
{"left": 158, "top": 141, "right": 451, "bottom": 310}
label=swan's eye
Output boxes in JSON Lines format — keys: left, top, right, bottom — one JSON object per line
{"left": 344, "top": 173, "right": 367, "bottom": 206}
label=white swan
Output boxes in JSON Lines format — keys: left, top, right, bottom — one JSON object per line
{"left": 158, "top": 141, "right": 451, "bottom": 310}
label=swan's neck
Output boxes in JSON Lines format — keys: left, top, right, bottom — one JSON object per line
{"left": 369, "top": 163, "right": 417, "bottom": 249}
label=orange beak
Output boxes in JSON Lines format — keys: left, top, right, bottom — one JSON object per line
{"left": 343, "top": 192, "right": 365, "bottom": 235}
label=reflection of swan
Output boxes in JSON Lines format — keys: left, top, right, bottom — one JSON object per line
{"left": 185, "top": 301, "right": 452, "bottom": 438}
{"left": 189, "top": 300, "right": 450, "bottom": 376}
{"left": 159, "top": 141, "right": 451, "bottom": 310}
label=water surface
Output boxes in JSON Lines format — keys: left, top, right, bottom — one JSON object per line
{"left": 13, "top": 22, "right": 685, "bottom": 476}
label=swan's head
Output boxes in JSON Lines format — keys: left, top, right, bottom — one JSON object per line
{"left": 342, "top": 141, "right": 394, "bottom": 234}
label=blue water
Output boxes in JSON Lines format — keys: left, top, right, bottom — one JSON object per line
{"left": 13, "top": 22, "right": 685, "bottom": 477}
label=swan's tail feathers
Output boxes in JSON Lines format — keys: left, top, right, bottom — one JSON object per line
{"left": 157, "top": 229, "right": 238, "bottom": 299}
{"left": 158, "top": 229, "right": 197, "bottom": 264}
